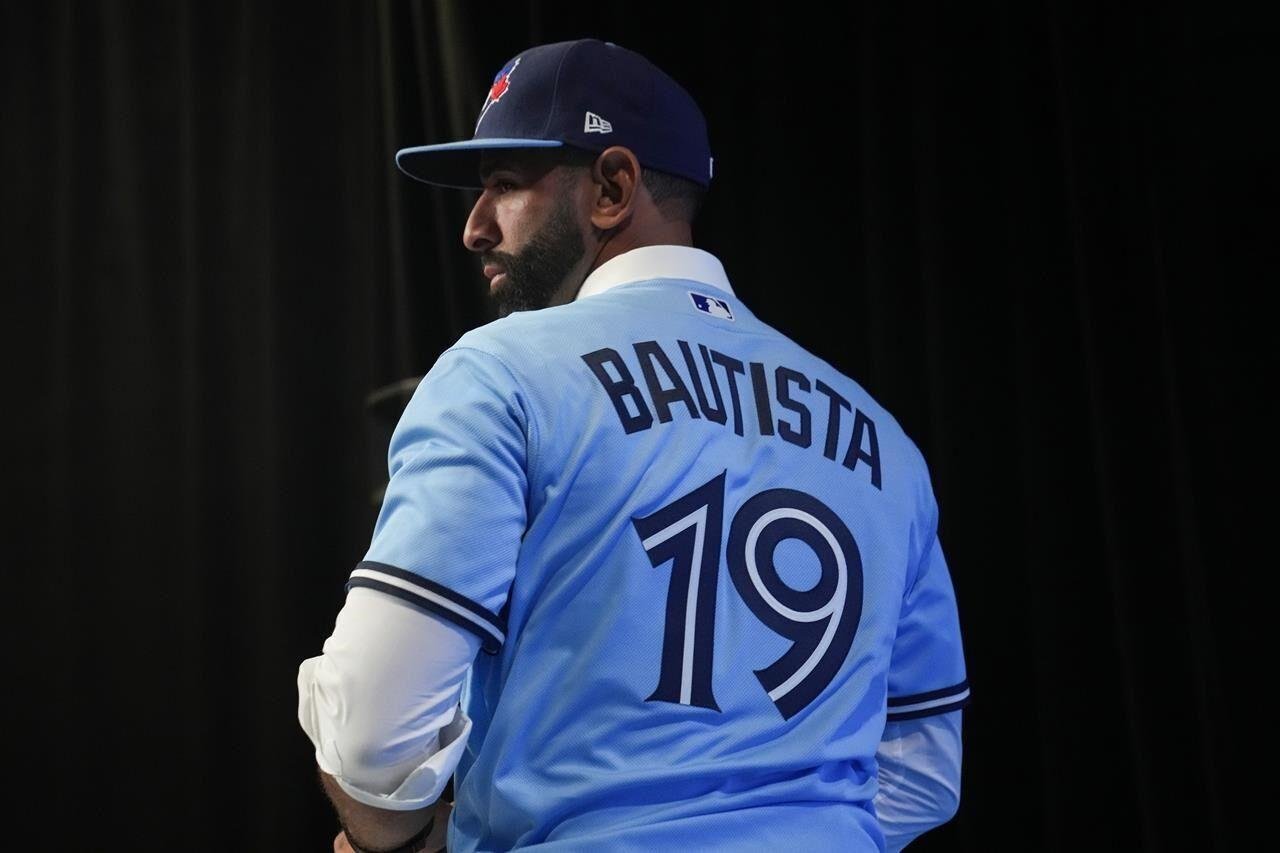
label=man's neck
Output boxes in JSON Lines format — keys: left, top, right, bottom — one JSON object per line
{"left": 554, "top": 221, "right": 694, "bottom": 307}
{"left": 590, "top": 224, "right": 693, "bottom": 275}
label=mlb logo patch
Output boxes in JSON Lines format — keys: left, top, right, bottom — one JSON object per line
{"left": 689, "top": 291, "right": 734, "bottom": 320}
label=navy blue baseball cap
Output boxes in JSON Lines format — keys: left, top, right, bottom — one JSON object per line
{"left": 395, "top": 38, "right": 713, "bottom": 191}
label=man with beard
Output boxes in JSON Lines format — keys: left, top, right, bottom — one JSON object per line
{"left": 297, "top": 38, "right": 970, "bottom": 853}
{"left": 471, "top": 144, "right": 637, "bottom": 319}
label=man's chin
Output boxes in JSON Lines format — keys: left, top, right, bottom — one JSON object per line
{"left": 490, "top": 288, "right": 519, "bottom": 319}
{"left": 489, "top": 278, "right": 556, "bottom": 317}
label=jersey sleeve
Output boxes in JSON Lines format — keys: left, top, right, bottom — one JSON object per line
{"left": 885, "top": 488, "right": 972, "bottom": 722}
{"left": 348, "top": 344, "right": 534, "bottom": 655}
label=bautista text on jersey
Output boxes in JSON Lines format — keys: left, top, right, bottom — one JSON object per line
{"left": 582, "top": 338, "right": 883, "bottom": 489}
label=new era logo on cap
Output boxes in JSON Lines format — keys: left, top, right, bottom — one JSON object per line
{"left": 689, "top": 291, "right": 734, "bottom": 320}
{"left": 584, "top": 111, "right": 613, "bottom": 133}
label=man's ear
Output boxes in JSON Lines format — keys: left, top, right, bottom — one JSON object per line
{"left": 590, "top": 146, "right": 641, "bottom": 229}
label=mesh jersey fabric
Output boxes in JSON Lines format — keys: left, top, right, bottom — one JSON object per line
{"left": 351, "top": 272, "right": 971, "bottom": 851}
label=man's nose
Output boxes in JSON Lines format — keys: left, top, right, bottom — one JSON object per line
{"left": 463, "top": 193, "right": 498, "bottom": 253}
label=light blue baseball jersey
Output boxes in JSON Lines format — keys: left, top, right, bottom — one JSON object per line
{"left": 350, "top": 246, "right": 971, "bottom": 851}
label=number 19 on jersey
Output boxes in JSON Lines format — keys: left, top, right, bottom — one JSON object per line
{"left": 632, "top": 470, "right": 865, "bottom": 720}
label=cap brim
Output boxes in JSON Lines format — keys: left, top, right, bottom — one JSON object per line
{"left": 395, "top": 138, "right": 566, "bottom": 189}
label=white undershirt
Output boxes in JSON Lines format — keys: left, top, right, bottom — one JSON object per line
{"left": 297, "top": 587, "right": 479, "bottom": 810}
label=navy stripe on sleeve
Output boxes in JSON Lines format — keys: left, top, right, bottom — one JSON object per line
{"left": 346, "top": 560, "right": 507, "bottom": 654}
{"left": 886, "top": 678, "right": 971, "bottom": 722}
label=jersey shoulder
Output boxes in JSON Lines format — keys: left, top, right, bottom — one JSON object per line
{"left": 451, "top": 292, "right": 937, "bottom": 499}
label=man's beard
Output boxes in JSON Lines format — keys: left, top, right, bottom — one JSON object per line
{"left": 488, "top": 193, "right": 587, "bottom": 318}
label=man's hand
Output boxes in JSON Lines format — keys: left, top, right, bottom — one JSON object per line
{"left": 333, "top": 829, "right": 354, "bottom": 852}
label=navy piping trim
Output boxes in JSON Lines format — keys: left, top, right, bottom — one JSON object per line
{"left": 346, "top": 560, "right": 505, "bottom": 654}
{"left": 888, "top": 678, "right": 970, "bottom": 707}
{"left": 887, "top": 694, "right": 972, "bottom": 722}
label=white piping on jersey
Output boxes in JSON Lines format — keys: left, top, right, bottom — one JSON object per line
{"left": 575, "top": 244, "right": 736, "bottom": 302}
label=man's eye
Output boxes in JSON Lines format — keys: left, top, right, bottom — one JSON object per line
{"left": 493, "top": 180, "right": 517, "bottom": 193}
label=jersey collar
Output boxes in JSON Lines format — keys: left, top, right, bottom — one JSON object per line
{"left": 575, "top": 244, "right": 735, "bottom": 301}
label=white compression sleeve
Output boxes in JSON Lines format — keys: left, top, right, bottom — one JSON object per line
{"left": 297, "top": 585, "right": 483, "bottom": 809}
{"left": 874, "top": 709, "right": 964, "bottom": 852}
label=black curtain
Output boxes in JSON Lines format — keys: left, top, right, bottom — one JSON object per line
{"left": 6, "top": 1, "right": 1268, "bottom": 850}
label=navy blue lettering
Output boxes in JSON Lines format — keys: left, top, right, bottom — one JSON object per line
{"left": 709, "top": 349, "right": 747, "bottom": 437}
{"left": 814, "top": 379, "right": 851, "bottom": 460}
{"left": 678, "top": 340, "right": 727, "bottom": 425}
{"left": 843, "top": 409, "right": 883, "bottom": 489}
{"left": 586, "top": 342, "right": 885, "bottom": 491}
{"left": 635, "top": 340, "right": 701, "bottom": 423}
{"left": 775, "top": 366, "right": 812, "bottom": 449}
{"left": 581, "top": 348, "right": 654, "bottom": 434}
{"left": 749, "top": 362, "right": 775, "bottom": 436}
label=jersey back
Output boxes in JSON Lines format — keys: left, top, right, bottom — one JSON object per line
{"left": 353, "top": 275, "right": 971, "bottom": 851}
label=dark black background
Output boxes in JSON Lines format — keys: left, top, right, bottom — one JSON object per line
{"left": 5, "top": 1, "right": 1271, "bottom": 850}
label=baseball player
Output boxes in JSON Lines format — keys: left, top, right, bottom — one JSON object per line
{"left": 297, "top": 38, "right": 971, "bottom": 853}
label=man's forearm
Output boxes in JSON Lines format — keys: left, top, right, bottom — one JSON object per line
{"left": 318, "top": 768, "right": 436, "bottom": 850}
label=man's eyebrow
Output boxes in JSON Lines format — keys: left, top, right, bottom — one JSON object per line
{"left": 478, "top": 158, "right": 521, "bottom": 180}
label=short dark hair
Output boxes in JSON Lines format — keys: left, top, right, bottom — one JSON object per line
{"left": 553, "top": 145, "right": 706, "bottom": 224}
